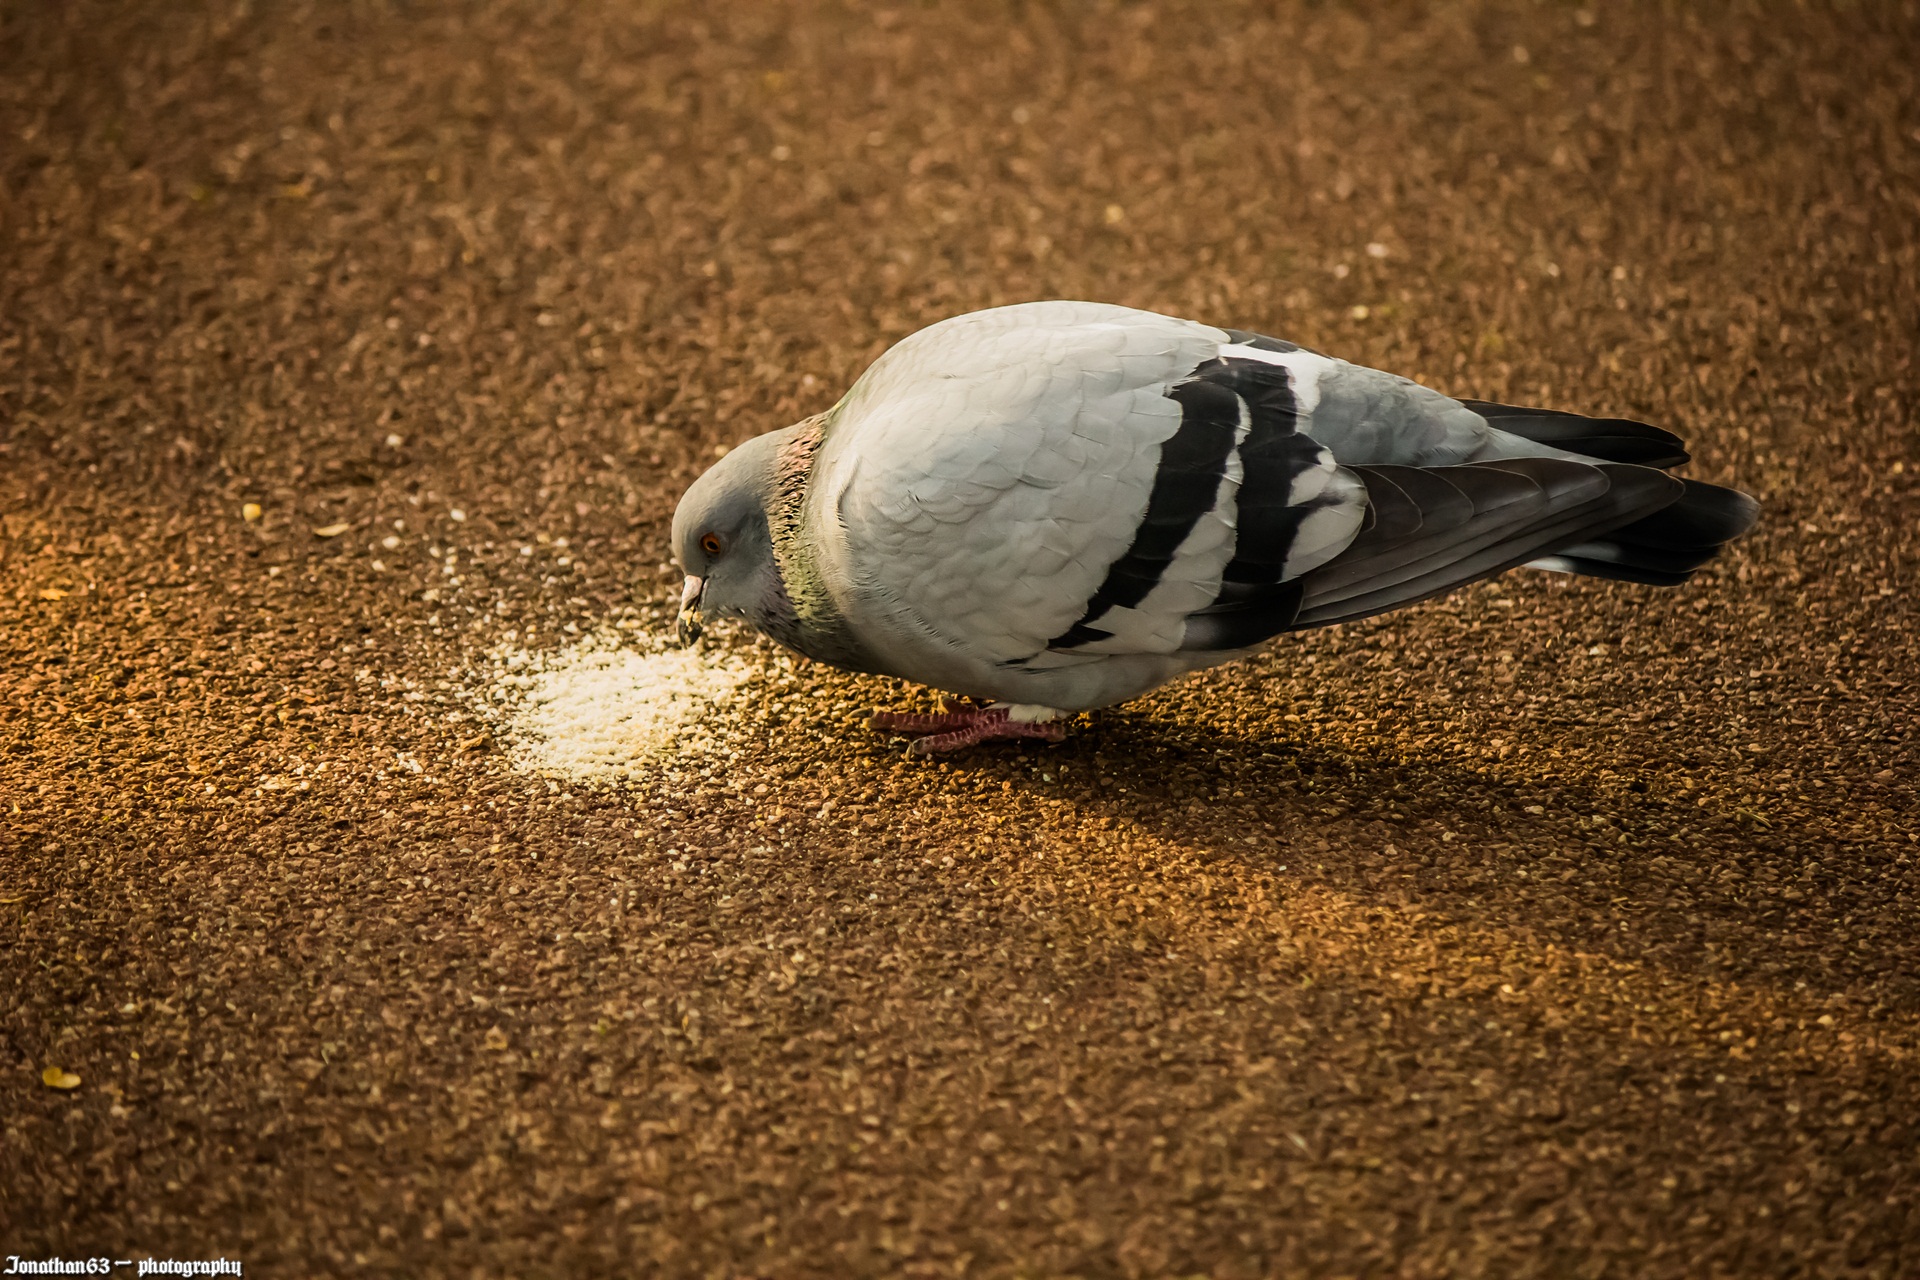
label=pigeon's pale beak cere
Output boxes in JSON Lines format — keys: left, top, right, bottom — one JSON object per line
{"left": 677, "top": 575, "right": 706, "bottom": 647}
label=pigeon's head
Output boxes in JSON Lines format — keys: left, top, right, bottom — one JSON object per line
{"left": 670, "top": 427, "right": 799, "bottom": 647}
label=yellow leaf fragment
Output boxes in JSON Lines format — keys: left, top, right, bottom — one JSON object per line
{"left": 242, "top": 503, "right": 263, "bottom": 522}
{"left": 42, "top": 1066, "right": 81, "bottom": 1090}
{"left": 483, "top": 1026, "right": 509, "bottom": 1051}
{"left": 39, "top": 589, "right": 69, "bottom": 601}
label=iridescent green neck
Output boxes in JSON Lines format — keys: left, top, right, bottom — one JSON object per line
{"left": 761, "top": 414, "right": 888, "bottom": 674}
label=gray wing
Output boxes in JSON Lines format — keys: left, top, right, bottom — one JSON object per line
{"left": 807, "top": 305, "right": 1376, "bottom": 678}
{"left": 1053, "top": 350, "right": 1367, "bottom": 656}
{"left": 1203, "top": 329, "right": 1713, "bottom": 633}
{"left": 1290, "top": 459, "right": 1686, "bottom": 627}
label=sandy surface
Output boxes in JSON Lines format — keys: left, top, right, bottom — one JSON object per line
{"left": 4, "top": 0, "right": 1917, "bottom": 1275}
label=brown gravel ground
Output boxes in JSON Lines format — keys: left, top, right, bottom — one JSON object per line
{"left": 4, "top": 1, "right": 1919, "bottom": 1275}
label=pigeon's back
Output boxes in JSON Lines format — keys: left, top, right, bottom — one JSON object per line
{"left": 782, "top": 300, "right": 1757, "bottom": 714}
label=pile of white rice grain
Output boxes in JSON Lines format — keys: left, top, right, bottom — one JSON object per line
{"left": 472, "top": 631, "right": 758, "bottom": 783}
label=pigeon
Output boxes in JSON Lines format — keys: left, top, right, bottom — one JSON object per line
{"left": 671, "top": 301, "right": 1759, "bottom": 753}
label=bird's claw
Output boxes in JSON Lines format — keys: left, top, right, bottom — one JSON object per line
{"left": 869, "top": 704, "right": 1068, "bottom": 755}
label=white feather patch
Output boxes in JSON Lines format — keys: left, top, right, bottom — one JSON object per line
{"left": 1288, "top": 453, "right": 1340, "bottom": 504}
{"left": 1283, "top": 480, "right": 1369, "bottom": 579}
{"left": 1215, "top": 343, "right": 1338, "bottom": 416}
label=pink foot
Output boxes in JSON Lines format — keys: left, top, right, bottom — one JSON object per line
{"left": 869, "top": 701, "right": 1068, "bottom": 755}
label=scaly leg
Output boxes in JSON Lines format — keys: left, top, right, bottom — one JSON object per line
{"left": 869, "top": 700, "right": 1069, "bottom": 755}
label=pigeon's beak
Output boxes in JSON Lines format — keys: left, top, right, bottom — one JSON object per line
{"left": 676, "top": 575, "right": 706, "bottom": 647}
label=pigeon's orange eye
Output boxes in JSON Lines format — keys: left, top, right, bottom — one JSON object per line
{"left": 699, "top": 532, "right": 724, "bottom": 556}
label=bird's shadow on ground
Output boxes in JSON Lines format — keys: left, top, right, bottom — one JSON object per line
{"left": 919, "top": 711, "right": 1902, "bottom": 1002}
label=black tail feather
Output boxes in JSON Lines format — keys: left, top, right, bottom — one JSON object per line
{"left": 1529, "top": 478, "right": 1760, "bottom": 586}
{"left": 1461, "top": 399, "right": 1691, "bottom": 469}
{"left": 1612, "top": 480, "right": 1761, "bottom": 548}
